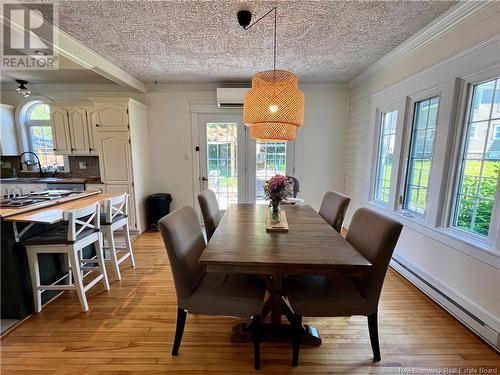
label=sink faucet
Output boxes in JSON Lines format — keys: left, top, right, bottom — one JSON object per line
{"left": 19, "top": 151, "right": 45, "bottom": 177}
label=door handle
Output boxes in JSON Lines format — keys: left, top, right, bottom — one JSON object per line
{"left": 201, "top": 177, "right": 208, "bottom": 181}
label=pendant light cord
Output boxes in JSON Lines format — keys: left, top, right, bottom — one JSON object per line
{"left": 243, "top": 6, "right": 277, "bottom": 72}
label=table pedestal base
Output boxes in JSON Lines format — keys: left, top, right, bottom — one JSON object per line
{"left": 230, "top": 322, "right": 322, "bottom": 347}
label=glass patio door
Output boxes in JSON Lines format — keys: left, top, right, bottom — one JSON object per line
{"left": 198, "top": 114, "right": 246, "bottom": 210}
{"left": 198, "top": 114, "right": 295, "bottom": 209}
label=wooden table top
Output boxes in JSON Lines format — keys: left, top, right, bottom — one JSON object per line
{"left": 199, "top": 204, "right": 371, "bottom": 276}
{"left": 2, "top": 192, "right": 119, "bottom": 224}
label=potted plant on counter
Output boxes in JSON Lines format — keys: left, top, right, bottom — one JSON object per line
{"left": 263, "top": 175, "right": 295, "bottom": 224}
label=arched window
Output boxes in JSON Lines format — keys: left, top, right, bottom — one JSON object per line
{"left": 21, "top": 101, "right": 65, "bottom": 170}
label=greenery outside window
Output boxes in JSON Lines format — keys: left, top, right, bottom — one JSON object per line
{"left": 453, "top": 78, "right": 500, "bottom": 237}
{"left": 255, "top": 141, "right": 287, "bottom": 203}
{"left": 374, "top": 110, "right": 397, "bottom": 203}
{"left": 403, "top": 96, "right": 440, "bottom": 215}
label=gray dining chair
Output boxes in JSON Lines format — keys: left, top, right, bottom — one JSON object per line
{"left": 197, "top": 189, "right": 222, "bottom": 242}
{"left": 158, "top": 206, "right": 266, "bottom": 370}
{"left": 318, "top": 191, "right": 351, "bottom": 233}
{"left": 287, "top": 207, "right": 403, "bottom": 366}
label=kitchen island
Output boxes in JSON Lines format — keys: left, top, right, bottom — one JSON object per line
{"left": 1, "top": 190, "right": 118, "bottom": 325}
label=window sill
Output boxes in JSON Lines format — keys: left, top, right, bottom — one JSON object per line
{"left": 367, "top": 201, "right": 500, "bottom": 268}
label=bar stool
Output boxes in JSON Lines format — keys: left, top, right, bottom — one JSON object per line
{"left": 23, "top": 202, "right": 110, "bottom": 313}
{"left": 101, "top": 193, "right": 135, "bottom": 280}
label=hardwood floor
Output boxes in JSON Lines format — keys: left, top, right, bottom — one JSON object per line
{"left": 1, "top": 232, "right": 498, "bottom": 374}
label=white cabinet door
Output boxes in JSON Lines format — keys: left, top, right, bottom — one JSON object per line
{"left": 86, "top": 108, "right": 99, "bottom": 155}
{"left": 94, "top": 103, "right": 129, "bottom": 132}
{"left": 68, "top": 107, "right": 90, "bottom": 155}
{"left": 50, "top": 106, "right": 71, "bottom": 155}
{"left": 105, "top": 184, "right": 137, "bottom": 230}
{"left": 96, "top": 132, "right": 132, "bottom": 184}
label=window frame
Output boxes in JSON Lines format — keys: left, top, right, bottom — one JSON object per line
{"left": 363, "top": 45, "right": 500, "bottom": 265}
{"left": 24, "top": 102, "right": 52, "bottom": 155}
{"left": 17, "top": 99, "right": 69, "bottom": 173}
{"left": 393, "top": 87, "right": 444, "bottom": 223}
{"left": 371, "top": 107, "right": 399, "bottom": 206}
{"left": 447, "top": 75, "right": 500, "bottom": 248}
{"left": 400, "top": 94, "right": 441, "bottom": 218}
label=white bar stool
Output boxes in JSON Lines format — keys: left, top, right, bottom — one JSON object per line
{"left": 101, "top": 193, "right": 135, "bottom": 280}
{"left": 24, "top": 202, "right": 110, "bottom": 313}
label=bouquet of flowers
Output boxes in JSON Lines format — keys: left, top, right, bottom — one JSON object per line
{"left": 263, "top": 175, "right": 295, "bottom": 205}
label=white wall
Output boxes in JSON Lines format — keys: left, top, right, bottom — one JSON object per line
{"left": 344, "top": 2, "right": 500, "bottom": 337}
{"left": 0, "top": 104, "right": 18, "bottom": 156}
{"left": 146, "top": 83, "right": 348, "bottom": 211}
{"left": 295, "top": 84, "right": 348, "bottom": 210}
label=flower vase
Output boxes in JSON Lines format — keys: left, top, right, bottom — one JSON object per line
{"left": 271, "top": 200, "right": 281, "bottom": 224}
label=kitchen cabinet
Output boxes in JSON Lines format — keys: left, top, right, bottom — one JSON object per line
{"left": 86, "top": 108, "right": 98, "bottom": 155}
{"left": 93, "top": 103, "right": 129, "bottom": 132}
{"left": 50, "top": 106, "right": 72, "bottom": 155}
{"left": 49, "top": 104, "right": 93, "bottom": 156}
{"left": 92, "top": 98, "right": 150, "bottom": 233}
{"left": 67, "top": 107, "right": 90, "bottom": 155}
{"left": 94, "top": 132, "right": 132, "bottom": 184}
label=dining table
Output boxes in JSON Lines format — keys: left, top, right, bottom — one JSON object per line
{"left": 198, "top": 203, "right": 372, "bottom": 346}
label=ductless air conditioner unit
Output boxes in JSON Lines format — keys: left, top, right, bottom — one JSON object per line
{"left": 216, "top": 88, "right": 249, "bottom": 108}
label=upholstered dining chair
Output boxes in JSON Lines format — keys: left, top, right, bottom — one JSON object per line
{"left": 318, "top": 191, "right": 351, "bottom": 233}
{"left": 197, "top": 189, "right": 222, "bottom": 242}
{"left": 158, "top": 206, "right": 266, "bottom": 370}
{"left": 287, "top": 207, "right": 403, "bottom": 366}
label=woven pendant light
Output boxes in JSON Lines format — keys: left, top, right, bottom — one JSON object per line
{"left": 244, "top": 70, "right": 304, "bottom": 141}
{"left": 238, "top": 7, "right": 305, "bottom": 141}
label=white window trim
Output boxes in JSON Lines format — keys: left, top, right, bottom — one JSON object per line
{"left": 16, "top": 98, "right": 69, "bottom": 173}
{"left": 444, "top": 73, "right": 500, "bottom": 250}
{"left": 369, "top": 103, "right": 401, "bottom": 208}
{"left": 368, "top": 200, "right": 500, "bottom": 267}
{"left": 364, "top": 41, "right": 500, "bottom": 267}
{"left": 396, "top": 87, "right": 444, "bottom": 223}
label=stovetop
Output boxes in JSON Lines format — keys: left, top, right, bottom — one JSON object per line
{"left": 1, "top": 190, "right": 84, "bottom": 208}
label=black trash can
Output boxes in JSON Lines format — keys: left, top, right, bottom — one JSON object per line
{"left": 147, "top": 193, "right": 172, "bottom": 231}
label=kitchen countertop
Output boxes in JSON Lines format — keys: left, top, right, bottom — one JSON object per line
{"left": 0, "top": 190, "right": 102, "bottom": 219}
{"left": 3, "top": 192, "right": 118, "bottom": 224}
{"left": 0, "top": 177, "right": 102, "bottom": 184}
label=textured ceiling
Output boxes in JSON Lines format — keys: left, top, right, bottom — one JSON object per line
{"left": 52, "top": 0, "right": 457, "bottom": 84}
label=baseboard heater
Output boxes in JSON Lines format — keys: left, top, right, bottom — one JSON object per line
{"left": 390, "top": 256, "right": 500, "bottom": 352}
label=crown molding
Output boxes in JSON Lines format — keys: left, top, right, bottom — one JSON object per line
{"left": 349, "top": 1, "right": 491, "bottom": 89}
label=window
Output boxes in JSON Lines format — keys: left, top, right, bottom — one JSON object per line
{"left": 374, "top": 110, "right": 397, "bottom": 203}
{"left": 453, "top": 78, "right": 500, "bottom": 237}
{"left": 206, "top": 122, "right": 238, "bottom": 210}
{"left": 255, "top": 141, "right": 287, "bottom": 203}
{"left": 403, "top": 96, "right": 440, "bottom": 215}
{"left": 22, "top": 101, "right": 65, "bottom": 170}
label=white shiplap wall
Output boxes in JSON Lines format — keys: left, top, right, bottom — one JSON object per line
{"left": 344, "top": 3, "right": 500, "bottom": 347}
